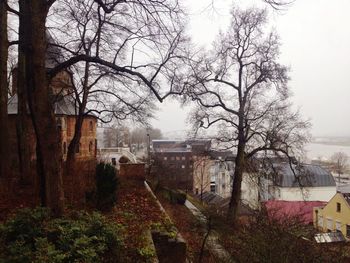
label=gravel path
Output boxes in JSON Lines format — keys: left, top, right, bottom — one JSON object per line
{"left": 184, "top": 200, "right": 234, "bottom": 262}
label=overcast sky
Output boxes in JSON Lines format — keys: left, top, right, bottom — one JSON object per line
{"left": 152, "top": 0, "right": 350, "bottom": 138}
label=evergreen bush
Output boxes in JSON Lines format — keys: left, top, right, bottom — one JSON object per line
{"left": 96, "top": 162, "right": 119, "bottom": 211}
{"left": 160, "top": 187, "right": 186, "bottom": 205}
{"left": 0, "top": 208, "right": 123, "bottom": 263}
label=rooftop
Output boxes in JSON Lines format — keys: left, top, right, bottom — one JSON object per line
{"left": 8, "top": 94, "right": 96, "bottom": 117}
{"left": 314, "top": 232, "right": 346, "bottom": 243}
{"left": 273, "top": 163, "right": 336, "bottom": 188}
{"left": 264, "top": 200, "right": 326, "bottom": 224}
{"left": 337, "top": 184, "right": 350, "bottom": 194}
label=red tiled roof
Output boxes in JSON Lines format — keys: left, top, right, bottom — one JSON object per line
{"left": 263, "top": 200, "right": 326, "bottom": 224}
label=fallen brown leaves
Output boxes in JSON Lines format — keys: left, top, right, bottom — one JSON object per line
{"left": 156, "top": 192, "right": 217, "bottom": 263}
{"left": 110, "top": 178, "right": 168, "bottom": 262}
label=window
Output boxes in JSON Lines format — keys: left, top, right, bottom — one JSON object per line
{"left": 182, "top": 156, "right": 186, "bottom": 160}
{"left": 327, "top": 218, "right": 333, "bottom": 231}
{"left": 347, "top": 225, "right": 350, "bottom": 237}
{"left": 171, "top": 156, "right": 175, "bottom": 161}
{"left": 318, "top": 216, "right": 323, "bottom": 228}
{"left": 63, "top": 142, "right": 67, "bottom": 154}
{"left": 89, "top": 141, "right": 93, "bottom": 153}
{"left": 56, "top": 117, "right": 66, "bottom": 130}
{"left": 56, "top": 118, "right": 62, "bottom": 130}
{"left": 210, "top": 184, "right": 216, "bottom": 193}
{"left": 176, "top": 156, "right": 180, "bottom": 161}
{"left": 181, "top": 165, "right": 185, "bottom": 169}
{"left": 336, "top": 221, "right": 341, "bottom": 232}
{"left": 112, "top": 158, "right": 117, "bottom": 166}
{"left": 75, "top": 143, "right": 81, "bottom": 154}
{"left": 164, "top": 157, "right": 167, "bottom": 161}
{"left": 337, "top": 202, "right": 341, "bottom": 212}
{"left": 89, "top": 121, "right": 93, "bottom": 131}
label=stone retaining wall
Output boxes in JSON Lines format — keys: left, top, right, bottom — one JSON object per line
{"left": 151, "top": 231, "right": 187, "bottom": 263}
{"left": 119, "top": 163, "right": 145, "bottom": 181}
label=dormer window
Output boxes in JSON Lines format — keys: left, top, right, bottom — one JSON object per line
{"left": 337, "top": 202, "right": 341, "bottom": 212}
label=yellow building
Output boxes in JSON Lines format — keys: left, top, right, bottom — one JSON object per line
{"left": 313, "top": 192, "right": 350, "bottom": 238}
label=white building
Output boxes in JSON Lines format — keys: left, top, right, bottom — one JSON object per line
{"left": 241, "top": 172, "right": 260, "bottom": 209}
{"left": 203, "top": 151, "right": 236, "bottom": 198}
{"left": 261, "top": 163, "right": 336, "bottom": 203}
{"left": 97, "top": 147, "right": 138, "bottom": 169}
{"left": 219, "top": 162, "right": 337, "bottom": 210}
{"left": 207, "top": 154, "right": 261, "bottom": 209}
{"left": 209, "top": 159, "right": 234, "bottom": 198}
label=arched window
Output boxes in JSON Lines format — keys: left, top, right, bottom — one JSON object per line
{"left": 89, "top": 141, "right": 93, "bottom": 153}
{"left": 75, "top": 143, "right": 81, "bottom": 154}
{"left": 56, "top": 117, "right": 62, "bottom": 130}
{"left": 61, "top": 118, "right": 66, "bottom": 130}
{"left": 89, "top": 120, "right": 93, "bottom": 131}
{"left": 56, "top": 117, "right": 66, "bottom": 131}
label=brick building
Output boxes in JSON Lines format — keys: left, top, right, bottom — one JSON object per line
{"left": 7, "top": 70, "right": 97, "bottom": 164}
{"left": 150, "top": 139, "right": 211, "bottom": 191}
{"left": 0, "top": 35, "right": 97, "bottom": 208}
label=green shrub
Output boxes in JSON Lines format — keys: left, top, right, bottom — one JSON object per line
{"left": 171, "top": 191, "right": 186, "bottom": 205}
{"left": 161, "top": 188, "right": 187, "bottom": 205}
{"left": 0, "top": 208, "right": 123, "bottom": 263}
{"left": 96, "top": 162, "right": 119, "bottom": 211}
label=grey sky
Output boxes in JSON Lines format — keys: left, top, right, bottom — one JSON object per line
{"left": 152, "top": 0, "right": 350, "bottom": 137}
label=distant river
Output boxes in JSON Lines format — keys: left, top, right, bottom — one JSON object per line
{"left": 305, "top": 143, "right": 350, "bottom": 161}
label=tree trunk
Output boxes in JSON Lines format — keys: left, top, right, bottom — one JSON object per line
{"left": 66, "top": 112, "right": 84, "bottom": 171}
{"left": 0, "top": 0, "right": 9, "bottom": 177}
{"left": 199, "top": 216, "right": 212, "bottom": 263}
{"left": 16, "top": 0, "right": 32, "bottom": 184}
{"left": 24, "top": 0, "right": 64, "bottom": 216}
{"left": 66, "top": 62, "right": 89, "bottom": 173}
{"left": 227, "top": 114, "right": 246, "bottom": 224}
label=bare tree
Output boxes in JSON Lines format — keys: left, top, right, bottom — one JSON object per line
{"left": 130, "top": 127, "right": 163, "bottom": 147}
{"left": 0, "top": 0, "right": 9, "bottom": 177}
{"left": 193, "top": 154, "right": 212, "bottom": 201}
{"left": 47, "top": 0, "right": 186, "bottom": 102}
{"left": 263, "top": 0, "right": 294, "bottom": 10}
{"left": 331, "top": 152, "right": 348, "bottom": 183}
{"left": 46, "top": 0, "right": 159, "bottom": 170}
{"left": 15, "top": 0, "right": 34, "bottom": 185}
{"left": 103, "top": 125, "right": 130, "bottom": 148}
{"left": 2, "top": 0, "right": 185, "bottom": 215}
{"left": 199, "top": 215, "right": 212, "bottom": 263}
{"left": 15, "top": 0, "right": 65, "bottom": 215}
{"left": 183, "top": 7, "right": 310, "bottom": 222}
